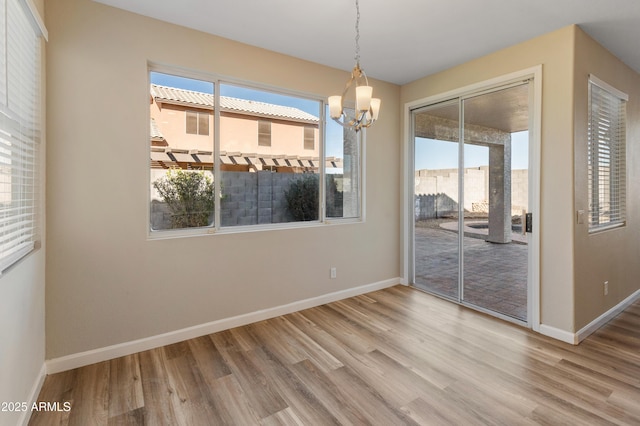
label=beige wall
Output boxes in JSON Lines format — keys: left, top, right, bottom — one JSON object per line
{"left": 45, "top": 0, "right": 400, "bottom": 359}
{"left": 573, "top": 27, "right": 640, "bottom": 329}
{"left": 402, "top": 26, "right": 577, "bottom": 331}
{"left": 0, "top": 0, "right": 47, "bottom": 424}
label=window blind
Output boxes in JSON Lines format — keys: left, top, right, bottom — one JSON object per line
{"left": 0, "top": 0, "right": 42, "bottom": 273}
{"left": 186, "top": 111, "right": 198, "bottom": 134}
{"left": 258, "top": 120, "right": 271, "bottom": 146}
{"left": 304, "top": 126, "right": 315, "bottom": 150}
{"left": 587, "top": 76, "right": 627, "bottom": 232}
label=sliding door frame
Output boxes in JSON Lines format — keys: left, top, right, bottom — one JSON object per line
{"left": 402, "top": 66, "right": 542, "bottom": 330}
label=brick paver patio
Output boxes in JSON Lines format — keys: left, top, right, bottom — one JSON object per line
{"left": 414, "top": 222, "right": 528, "bottom": 321}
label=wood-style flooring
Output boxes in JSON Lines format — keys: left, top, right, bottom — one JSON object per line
{"left": 29, "top": 285, "right": 640, "bottom": 425}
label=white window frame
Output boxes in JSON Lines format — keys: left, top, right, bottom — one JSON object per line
{"left": 0, "top": 0, "right": 45, "bottom": 273}
{"left": 148, "top": 64, "right": 364, "bottom": 239}
{"left": 587, "top": 75, "right": 627, "bottom": 233}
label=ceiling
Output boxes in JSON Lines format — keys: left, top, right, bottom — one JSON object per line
{"left": 416, "top": 84, "right": 529, "bottom": 135}
{"left": 95, "top": 0, "right": 640, "bottom": 86}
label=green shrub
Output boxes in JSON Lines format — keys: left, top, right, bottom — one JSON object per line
{"left": 285, "top": 174, "right": 319, "bottom": 221}
{"left": 325, "top": 174, "right": 344, "bottom": 218}
{"left": 153, "top": 168, "right": 214, "bottom": 228}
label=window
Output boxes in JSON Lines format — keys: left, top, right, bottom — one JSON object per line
{"left": 304, "top": 126, "right": 315, "bottom": 150}
{"left": 150, "top": 73, "right": 214, "bottom": 231}
{"left": 149, "top": 67, "right": 363, "bottom": 235}
{"left": 220, "top": 83, "right": 320, "bottom": 226}
{"left": 186, "top": 110, "right": 209, "bottom": 135}
{"left": 0, "top": 0, "right": 44, "bottom": 272}
{"left": 587, "top": 75, "right": 627, "bottom": 232}
{"left": 258, "top": 120, "right": 271, "bottom": 146}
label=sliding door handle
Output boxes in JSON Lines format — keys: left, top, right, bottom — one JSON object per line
{"left": 525, "top": 213, "right": 533, "bottom": 233}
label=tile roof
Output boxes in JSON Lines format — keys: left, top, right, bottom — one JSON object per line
{"left": 150, "top": 117, "right": 164, "bottom": 140}
{"left": 150, "top": 84, "right": 319, "bottom": 123}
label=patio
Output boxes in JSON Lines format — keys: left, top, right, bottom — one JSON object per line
{"left": 414, "top": 220, "right": 528, "bottom": 321}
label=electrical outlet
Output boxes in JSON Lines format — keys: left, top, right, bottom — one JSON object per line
{"left": 604, "top": 281, "right": 609, "bottom": 296}
{"left": 330, "top": 267, "right": 337, "bottom": 279}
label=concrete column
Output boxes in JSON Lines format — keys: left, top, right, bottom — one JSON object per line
{"left": 342, "top": 128, "right": 359, "bottom": 218}
{"left": 487, "top": 137, "right": 512, "bottom": 243}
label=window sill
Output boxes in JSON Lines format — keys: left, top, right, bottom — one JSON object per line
{"left": 588, "top": 222, "right": 625, "bottom": 234}
{"left": 147, "top": 217, "right": 363, "bottom": 241}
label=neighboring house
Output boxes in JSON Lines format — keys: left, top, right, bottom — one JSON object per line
{"left": 149, "top": 84, "right": 342, "bottom": 174}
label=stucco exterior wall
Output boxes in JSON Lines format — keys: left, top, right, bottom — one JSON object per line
{"left": 151, "top": 103, "right": 213, "bottom": 152}
{"left": 220, "top": 115, "right": 318, "bottom": 158}
{"left": 151, "top": 100, "right": 320, "bottom": 159}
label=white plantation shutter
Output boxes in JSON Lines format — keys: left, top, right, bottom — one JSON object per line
{"left": 0, "top": 2, "right": 5, "bottom": 105}
{"left": 588, "top": 75, "right": 627, "bottom": 232}
{"left": 0, "top": 0, "right": 43, "bottom": 273}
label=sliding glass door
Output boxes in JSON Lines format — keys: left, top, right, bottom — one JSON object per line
{"left": 412, "top": 82, "right": 531, "bottom": 322}
{"left": 413, "top": 100, "right": 460, "bottom": 300}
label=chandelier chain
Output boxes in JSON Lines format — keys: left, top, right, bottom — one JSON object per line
{"left": 354, "top": 0, "right": 361, "bottom": 64}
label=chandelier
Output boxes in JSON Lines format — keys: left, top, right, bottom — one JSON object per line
{"left": 328, "top": 0, "right": 381, "bottom": 132}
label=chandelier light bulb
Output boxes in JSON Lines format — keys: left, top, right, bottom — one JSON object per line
{"left": 370, "top": 98, "right": 381, "bottom": 120}
{"left": 356, "top": 86, "right": 373, "bottom": 112}
{"left": 328, "top": 96, "right": 343, "bottom": 119}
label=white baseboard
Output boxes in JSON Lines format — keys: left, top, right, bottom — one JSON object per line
{"left": 19, "top": 362, "right": 46, "bottom": 426}
{"left": 538, "top": 289, "right": 640, "bottom": 345}
{"left": 46, "top": 278, "right": 400, "bottom": 374}
{"left": 576, "top": 289, "right": 640, "bottom": 343}
{"left": 538, "top": 323, "right": 578, "bottom": 344}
